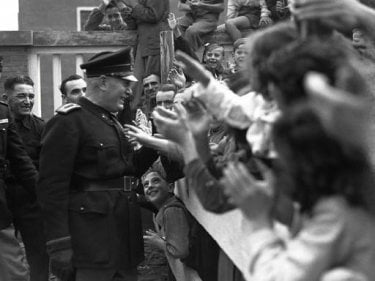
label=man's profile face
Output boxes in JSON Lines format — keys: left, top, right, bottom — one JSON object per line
{"left": 8, "top": 84, "right": 35, "bottom": 118}
{"left": 102, "top": 76, "right": 131, "bottom": 112}
{"left": 106, "top": 7, "right": 124, "bottom": 29}
{"left": 156, "top": 90, "right": 174, "bottom": 110}
{"left": 143, "top": 75, "right": 160, "bottom": 98}
{"left": 63, "top": 78, "right": 87, "bottom": 104}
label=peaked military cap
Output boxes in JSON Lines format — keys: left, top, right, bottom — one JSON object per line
{"left": 80, "top": 47, "right": 137, "bottom": 82}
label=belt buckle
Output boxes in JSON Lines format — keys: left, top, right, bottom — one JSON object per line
{"left": 123, "top": 176, "right": 137, "bottom": 192}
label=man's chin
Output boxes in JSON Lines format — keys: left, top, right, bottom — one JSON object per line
{"left": 19, "top": 110, "right": 32, "bottom": 115}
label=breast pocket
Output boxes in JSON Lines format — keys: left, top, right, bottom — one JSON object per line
{"left": 68, "top": 192, "right": 111, "bottom": 264}
{"left": 82, "top": 141, "right": 122, "bottom": 178}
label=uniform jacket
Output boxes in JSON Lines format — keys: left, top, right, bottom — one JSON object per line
{"left": 37, "top": 97, "right": 158, "bottom": 270}
{"left": 131, "top": 0, "right": 170, "bottom": 57}
{"left": 6, "top": 114, "right": 44, "bottom": 216}
{"left": 0, "top": 103, "right": 38, "bottom": 229}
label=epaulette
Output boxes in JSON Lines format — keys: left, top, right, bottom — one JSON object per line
{"left": 56, "top": 103, "right": 81, "bottom": 115}
{"left": 32, "top": 114, "right": 44, "bottom": 122}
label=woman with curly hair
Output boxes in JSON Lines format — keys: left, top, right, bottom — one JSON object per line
{"left": 222, "top": 104, "right": 375, "bottom": 281}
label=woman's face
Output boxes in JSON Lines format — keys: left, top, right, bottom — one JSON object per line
{"left": 205, "top": 47, "right": 224, "bottom": 69}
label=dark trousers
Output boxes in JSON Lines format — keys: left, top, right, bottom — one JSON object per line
{"left": 76, "top": 268, "right": 138, "bottom": 281}
{"left": 178, "top": 15, "right": 219, "bottom": 52}
{"left": 8, "top": 184, "right": 49, "bottom": 281}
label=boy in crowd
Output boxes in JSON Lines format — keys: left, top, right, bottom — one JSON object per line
{"left": 142, "top": 168, "right": 202, "bottom": 281}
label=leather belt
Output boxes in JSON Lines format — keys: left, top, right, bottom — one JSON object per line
{"left": 75, "top": 176, "right": 139, "bottom": 192}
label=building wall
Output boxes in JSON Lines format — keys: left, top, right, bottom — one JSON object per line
{"left": 19, "top": 0, "right": 227, "bottom": 32}
{"left": 18, "top": 0, "right": 227, "bottom": 119}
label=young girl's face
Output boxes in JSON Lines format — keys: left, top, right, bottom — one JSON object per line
{"left": 143, "top": 172, "right": 171, "bottom": 206}
{"left": 234, "top": 44, "right": 248, "bottom": 69}
{"left": 205, "top": 47, "right": 224, "bottom": 69}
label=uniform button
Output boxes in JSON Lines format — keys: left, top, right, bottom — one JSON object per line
{"left": 80, "top": 206, "right": 85, "bottom": 212}
{"left": 102, "top": 114, "right": 106, "bottom": 119}
{"left": 2, "top": 128, "right": 5, "bottom": 131}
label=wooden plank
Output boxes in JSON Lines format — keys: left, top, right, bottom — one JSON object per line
{"left": 28, "top": 53, "right": 41, "bottom": 117}
{"left": 29, "top": 46, "right": 123, "bottom": 55}
{"left": 75, "top": 54, "right": 85, "bottom": 77}
{"left": 160, "top": 31, "right": 175, "bottom": 84}
{"left": 52, "top": 54, "right": 62, "bottom": 110}
{"left": 32, "top": 31, "right": 137, "bottom": 47}
{"left": 0, "top": 31, "right": 33, "bottom": 46}
{"left": 176, "top": 180, "right": 287, "bottom": 281}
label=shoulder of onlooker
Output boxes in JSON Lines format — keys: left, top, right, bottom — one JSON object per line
{"left": 31, "top": 114, "right": 45, "bottom": 123}
{"left": 56, "top": 103, "right": 82, "bottom": 115}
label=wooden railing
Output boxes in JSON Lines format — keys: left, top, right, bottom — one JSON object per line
{"left": 0, "top": 30, "right": 257, "bottom": 280}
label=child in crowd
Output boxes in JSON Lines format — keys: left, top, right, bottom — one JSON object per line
{"left": 142, "top": 168, "right": 202, "bottom": 281}
{"left": 202, "top": 43, "right": 228, "bottom": 81}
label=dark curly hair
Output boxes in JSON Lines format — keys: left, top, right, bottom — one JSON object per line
{"left": 266, "top": 38, "right": 370, "bottom": 108}
{"left": 246, "top": 22, "right": 298, "bottom": 97}
{"left": 273, "top": 105, "right": 372, "bottom": 214}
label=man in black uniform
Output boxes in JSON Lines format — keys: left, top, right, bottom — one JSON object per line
{"left": 38, "top": 47, "right": 158, "bottom": 281}
{"left": 2, "top": 75, "right": 49, "bottom": 281}
{"left": 0, "top": 59, "right": 38, "bottom": 280}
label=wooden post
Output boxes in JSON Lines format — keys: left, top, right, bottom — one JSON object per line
{"left": 52, "top": 54, "right": 62, "bottom": 111}
{"left": 28, "top": 53, "right": 41, "bottom": 117}
{"left": 160, "top": 31, "right": 174, "bottom": 84}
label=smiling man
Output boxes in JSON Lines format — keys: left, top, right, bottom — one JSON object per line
{"left": 60, "top": 74, "right": 87, "bottom": 105}
{"left": 2, "top": 75, "right": 49, "bottom": 281}
{"left": 38, "top": 47, "right": 158, "bottom": 281}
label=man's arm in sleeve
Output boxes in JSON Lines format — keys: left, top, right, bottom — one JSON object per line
{"left": 131, "top": 0, "right": 169, "bottom": 24}
{"left": 132, "top": 146, "right": 159, "bottom": 178}
{"left": 37, "top": 115, "right": 79, "bottom": 246}
{"left": 226, "top": 0, "right": 238, "bottom": 19}
{"left": 7, "top": 111, "right": 37, "bottom": 194}
{"left": 84, "top": 6, "right": 108, "bottom": 31}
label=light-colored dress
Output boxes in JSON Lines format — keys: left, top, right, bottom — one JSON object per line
{"left": 245, "top": 196, "right": 375, "bottom": 281}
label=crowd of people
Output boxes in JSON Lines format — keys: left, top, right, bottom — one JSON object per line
{"left": 1, "top": 0, "right": 375, "bottom": 281}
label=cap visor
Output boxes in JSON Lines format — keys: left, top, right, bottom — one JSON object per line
{"left": 122, "top": 75, "right": 138, "bottom": 82}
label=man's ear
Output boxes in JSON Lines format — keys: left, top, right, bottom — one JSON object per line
{"left": 98, "top": 75, "right": 107, "bottom": 91}
{"left": 168, "top": 183, "right": 175, "bottom": 193}
{"left": 2, "top": 93, "right": 8, "bottom": 102}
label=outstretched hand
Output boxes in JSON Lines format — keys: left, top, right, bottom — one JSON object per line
{"left": 184, "top": 99, "right": 211, "bottom": 137}
{"left": 124, "top": 124, "right": 153, "bottom": 147}
{"left": 304, "top": 71, "right": 370, "bottom": 148}
{"left": 259, "top": 16, "right": 273, "bottom": 27}
{"left": 221, "top": 161, "right": 274, "bottom": 224}
{"left": 175, "top": 51, "right": 211, "bottom": 87}
{"left": 168, "top": 67, "right": 186, "bottom": 89}
{"left": 152, "top": 105, "right": 192, "bottom": 146}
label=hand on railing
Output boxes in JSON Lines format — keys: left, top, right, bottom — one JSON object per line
{"left": 221, "top": 161, "right": 274, "bottom": 225}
